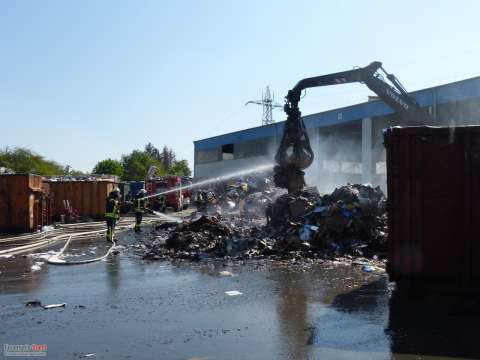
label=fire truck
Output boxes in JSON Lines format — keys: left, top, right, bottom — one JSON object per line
{"left": 145, "top": 175, "right": 191, "bottom": 212}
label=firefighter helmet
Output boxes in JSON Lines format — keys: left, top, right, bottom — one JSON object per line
{"left": 110, "top": 187, "right": 121, "bottom": 199}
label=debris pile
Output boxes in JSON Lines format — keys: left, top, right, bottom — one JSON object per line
{"left": 242, "top": 190, "right": 278, "bottom": 217}
{"left": 144, "top": 184, "right": 387, "bottom": 261}
{"left": 143, "top": 215, "right": 263, "bottom": 261}
{"left": 265, "top": 184, "right": 387, "bottom": 257}
{"left": 193, "top": 172, "right": 283, "bottom": 216}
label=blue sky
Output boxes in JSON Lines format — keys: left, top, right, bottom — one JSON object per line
{"left": 2, "top": 0, "right": 479, "bottom": 172}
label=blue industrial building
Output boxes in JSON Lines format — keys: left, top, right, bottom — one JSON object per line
{"left": 194, "top": 76, "right": 480, "bottom": 191}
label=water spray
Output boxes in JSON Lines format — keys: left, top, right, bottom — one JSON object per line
{"left": 147, "top": 208, "right": 183, "bottom": 223}
{"left": 140, "top": 163, "right": 274, "bottom": 201}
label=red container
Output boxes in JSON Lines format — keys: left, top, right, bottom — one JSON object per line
{"left": 385, "top": 126, "right": 480, "bottom": 291}
{"left": 44, "top": 180, "right": 117, "bottom": 220}
{"left": 0, "top": 174, "right": 52, "bottom": 232}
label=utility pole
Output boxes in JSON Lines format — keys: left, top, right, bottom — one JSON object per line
{"left": 246, "top": 86, "right": 283, "bottom": 126}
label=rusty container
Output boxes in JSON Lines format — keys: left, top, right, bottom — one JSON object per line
{"left": 385, "top": 125, "right": 480, "bottom": 291}
{"left": 45, "top": 180, "right": 117, "bottom": 220}
{"left": 0, "top": 174, "right": 51, "bottom": 232}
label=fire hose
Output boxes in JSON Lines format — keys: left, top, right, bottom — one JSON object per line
{"left": 0, "top": 218, "right": 157, "bottom": 261}
{"left": 46, "top": 233, "right": 117, "bottom": 265}
{"left": 46, "top": 212, "right": 179, "bottom": 264}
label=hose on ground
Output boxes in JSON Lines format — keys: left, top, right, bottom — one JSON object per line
{"left": 47, "top": 234, "right": 117, "bottom": 265}
{"left": 0, "top": 218, "right": 157, "bottom": 257}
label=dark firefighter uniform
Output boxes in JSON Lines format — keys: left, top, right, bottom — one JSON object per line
{"left": 105, "top": 188, "right": 120, "bottom": 242}
{"left": 134, "top": 189, "right": 148, "bottom": 232}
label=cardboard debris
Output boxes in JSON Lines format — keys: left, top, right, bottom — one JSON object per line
{"left": 143, "top": 183, "right": 387, "bottom": 262}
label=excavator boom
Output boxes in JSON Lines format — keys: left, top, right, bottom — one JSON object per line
{"left": 275, "top": 61, "right": 432, "bottom": 192}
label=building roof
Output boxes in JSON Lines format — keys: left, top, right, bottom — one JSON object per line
{"left": 195, "top": 76, "right": 480, "bottom": 151}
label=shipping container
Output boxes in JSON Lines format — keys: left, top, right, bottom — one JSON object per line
{"left": 129, "top": 181, "right": 145, "bottom": 198}
{"left": 0, "top": 174, "right": 52, "bottom": 232}
{"left": 44, "top": 180, "right": 117, "bottom": 220}
{"left": 385, "top": 125, "right": 480, "bottom": 292}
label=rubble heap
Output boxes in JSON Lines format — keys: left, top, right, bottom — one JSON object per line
{"left": 265, "top": 184, "right": 387, "bottom": 256}
{"left": 143, "top": 215, "right": 263, "bottom": 261}
{"left": 143, "top": 184, "right": 387, "bottom": 261}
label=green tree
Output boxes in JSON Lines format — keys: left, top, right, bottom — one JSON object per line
{"left": 144, "top": 142, "right": 161, "bottom": 162}
{"left": 92, "top": 159, "right": 124, "bottom": 177}
{"left": 69, "top": 169, "right": 86, "bottom": 176}
{"left": 170, "top": 160, "right": 191, "bottom": 177}
{"left": 64, "top": 165, "right": 85, "bottom": 176}
{"left": 0, "top": 147, "right": 66, "bottom": 175}
{"left": 160, "top": 146, "right": 176, "bottom": 169}
{"left": 121, "top": 150, "right": 165, "bottom": 181}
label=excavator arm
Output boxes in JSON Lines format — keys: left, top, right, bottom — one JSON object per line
{"left": 275, "top": 61, "right": 431, "bottom": 192}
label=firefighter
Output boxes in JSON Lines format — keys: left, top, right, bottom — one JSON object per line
{"left": 134, "top": 189, "right": 148, "bottom": 232}
{"left": 194, "top": 190, "right": 206, "bottom": 212}
{"left": 105, "top": 187, "right": 121, "bottom": 242}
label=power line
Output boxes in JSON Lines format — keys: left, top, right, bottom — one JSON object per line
{"left": 245, "top": 86, "right": 283, "bottom": 125}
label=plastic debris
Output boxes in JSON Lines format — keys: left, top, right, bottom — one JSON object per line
{"left": 219, "top": 271, "right": 233, "bottom": 277}
{"left": 361, "top": 264, "right": 385, "bottom": 273}
{"left": 0, "top": 254, "right": 14, "bottom": 259}
{"left": 225, "top": 290, "right": 243, "bottom": 296}
{"left": 299, "top": 224, "right": 319, "bottom": 241}
{"left": 362, "top": 265, "right": 374, "bottom": 272}
{"left": 31, "top": 261, "right": 44, "bottom": 272}
{"left": 43, "top": 303, "right": 67, "bottom": 309}
{"left": 80, "top": 353, "right": 96, "bottom": 358}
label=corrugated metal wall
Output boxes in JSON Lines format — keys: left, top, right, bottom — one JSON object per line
{"left": 45, "top": 181, "right": 117, "bottom": 219}
{"left": 0, "top": 174, "right": 48, "bottom": 232}
{"left": 385, "top": 126, "right": 480, "bottom": 291}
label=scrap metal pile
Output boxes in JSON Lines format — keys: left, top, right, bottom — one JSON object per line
{"left": 143, "top": 182, "right": 387, "bottom": 261}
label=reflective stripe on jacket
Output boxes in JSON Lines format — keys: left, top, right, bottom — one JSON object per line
{"left": 134, "top": 198, "right": 146, "bottom": 213}
{"left": 105, "top": 199, "right": 119, "bottom": 219}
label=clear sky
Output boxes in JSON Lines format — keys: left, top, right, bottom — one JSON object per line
{"left": 2, "top": 0, "right": 479, "bottom": 172}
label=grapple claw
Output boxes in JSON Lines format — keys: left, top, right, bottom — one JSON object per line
{"left": 274, "top": 95, "right": 314, "bottom": 193}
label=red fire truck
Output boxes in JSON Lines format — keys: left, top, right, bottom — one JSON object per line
{"left": 145, "top": 176, "right": 191, "bottom": 212}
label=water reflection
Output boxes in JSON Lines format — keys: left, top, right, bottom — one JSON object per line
{"left": 313, "top": 277, "right": 391, "bottom": 359}
{"left": 274, "top": 270, "right": 312, "bottom": 360}
{"left": 0, "top": 254, "right": 49, "bottom": 294}
{"left": 106, "top": 255, "right": 121, "bottom": 291}
{"left": 388, "top": 290, "right": 480, "bottom": 359}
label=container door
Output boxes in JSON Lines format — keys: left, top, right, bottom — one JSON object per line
{"left": 387, "top": 134, "right": 422, "bottom": 279}
{"left": 468, "top": 134, "right": 480, "bottom": 286}
{"left": 420, "top": 133, "right": 465, "bottom": 283}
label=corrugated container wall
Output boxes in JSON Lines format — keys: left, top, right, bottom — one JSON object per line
{"left": 45, "top": 181, "right": 117, "bottom": 220}
{"left": 0, "top": 174, "right": 52, "bottom": 232}
{"left": 385, "top": 126, "right": 480, "bottom": 291}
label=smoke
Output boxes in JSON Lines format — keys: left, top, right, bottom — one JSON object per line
{"left": 192, "top": 125, "right": 389, "bottom": 197}
{"left": 303, "top": 129, "right": 368, "bottom": 194}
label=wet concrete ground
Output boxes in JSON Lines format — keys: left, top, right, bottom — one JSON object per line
{"left": 1, "top": 227, "right": 480, "bottom": 360}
